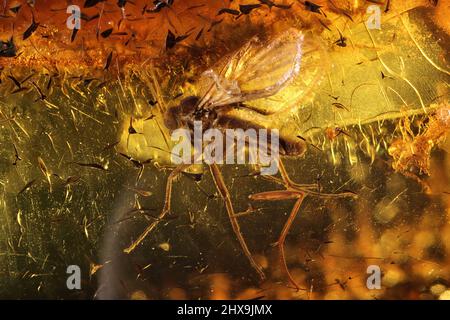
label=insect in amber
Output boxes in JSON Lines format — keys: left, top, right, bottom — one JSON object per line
{"left": 124, "top": 28, "right": 356, "bottom": 289}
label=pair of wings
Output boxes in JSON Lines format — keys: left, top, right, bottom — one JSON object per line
{"left": 195, "top": 28, "right": 305, "bottom": 114}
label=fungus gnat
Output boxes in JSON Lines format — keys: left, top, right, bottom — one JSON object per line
{"left": 124, "top": 29, "right": 355, "bottom": 289}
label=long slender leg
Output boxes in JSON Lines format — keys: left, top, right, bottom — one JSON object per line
{"left": 209, "top": 163, "right": 266, "bottom": 281}
{"left": 249, "top": 190, "right": 302, "bottom": 201}
{"left": 250, "top": 160, "right": 355, "bottom": 290}
{"left": 124, "top": 164, "right": 190, "bottom": 254}
{"left": 249, "top": 189, "right": 305, "bottom": 290}
{"left": 276, "top": 159, "right": 358, "bottom": 199}
{"left": 277, "top": 195, "right": 304, "bottom": 291}
{"left": 278, "top": 158, "right": 295, "bottom": 187}
{"left": 262, "top": 175, "right": 318, "bottom": 191}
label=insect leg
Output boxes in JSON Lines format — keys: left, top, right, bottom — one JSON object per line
{"left": 249, "top": 190, "right": 302, "bottom": 201}
{"left": 124, "top": 164, "right": 191, "bottom": 254}
{"left": 249, "top": 189, "right": 304, "bottom": 291}
{"left": 277, "top": 196, "right": 304, "bottom": 291}
{"left": 262, "top": 174, "right": 318, "bottom": 191}
{"left": 209, "top": 163, "right": 266, "bottom": 281}
{"left": 272, "top": 159, "right": 358, "bottom": 199}
{"left": 278, "top": 158, "right": 296, "bottom": 188}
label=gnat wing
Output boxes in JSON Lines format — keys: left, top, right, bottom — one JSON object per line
{"left": 196, "top": 29, "right": 304, "bottom": 110}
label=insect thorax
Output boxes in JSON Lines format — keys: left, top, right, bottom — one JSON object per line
{"left": 165, "top": 96, "right": 219, "bottom": 132}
